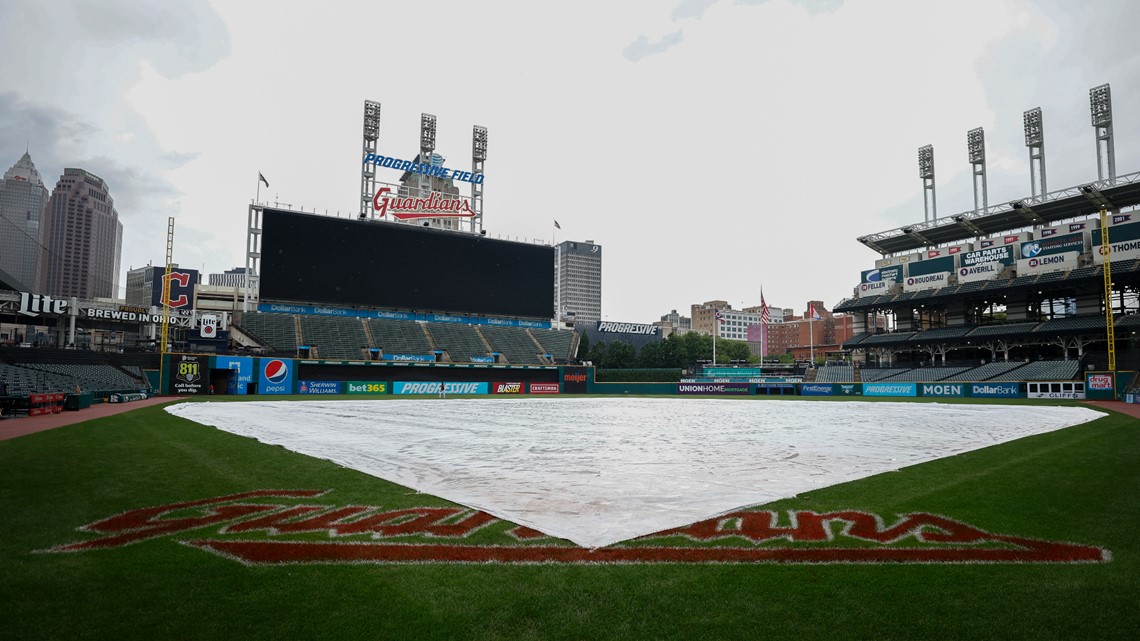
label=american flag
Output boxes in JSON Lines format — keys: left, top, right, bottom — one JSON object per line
{"left": 760, "top": 290, "right": 770, "bottom": 324}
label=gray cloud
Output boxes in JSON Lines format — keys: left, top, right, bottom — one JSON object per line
{"left": 672, "top": 0, "right": 722, "bottom": 20}
{"left": 623, "top": 30, "right": 685, "bottom": 62}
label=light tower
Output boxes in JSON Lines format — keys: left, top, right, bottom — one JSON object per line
{"left": 967, "top": 128, "right": 988, "bottom": 214}
{"left": 471, "top": 125, "right": 487, "bottom": 234}
{"left": 359, "top": 100, "right": 381, "bottom": 218}
{"left": 1090, "top": 83, "right": 1116, "bottom": 182}
{"left": 418, "top": 113, "right": 439, "bottom": 228}
{"left": 1023, "top": 108, "right": 1047, "bottom": 198}
{"left": 918, "top": 145, "right": 936, "bottom": 222}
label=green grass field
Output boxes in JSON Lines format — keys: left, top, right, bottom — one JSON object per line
{"left": 1, "top": 397, "right": 1137, "bottom": 640}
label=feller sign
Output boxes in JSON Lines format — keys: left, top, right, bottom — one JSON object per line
{"left": 45, "top": 490, "right": 1108, "bottom": 565}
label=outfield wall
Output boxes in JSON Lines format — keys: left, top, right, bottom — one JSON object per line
{"left": 158, "top": 354, "right": 1135, "bottom": 399}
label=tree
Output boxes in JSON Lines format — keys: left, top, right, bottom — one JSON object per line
{"left": 576, "top": 331, "right": 590, "bottom": 359}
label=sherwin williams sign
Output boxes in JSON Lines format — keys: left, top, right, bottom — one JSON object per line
{"left": 393, "top": 381, "right": 488, "bottom": 395}
{"left": 863, "top": 382, "right": 917, "bottom": 397}
{"left": 258, "top": 358, "right": 294, "bottom": 394}
{"left": 920, "top": 383, "right": 965, "bottom": 398}
{"left": 299, "top": 380, "right": 343, "bottom": 395}
{"left": 970, "top": 382, "right": 1019, "bottom": 398}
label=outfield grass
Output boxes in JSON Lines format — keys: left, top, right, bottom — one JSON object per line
{"left": 1, "top": 398, "right": 1137, "bottom": 640}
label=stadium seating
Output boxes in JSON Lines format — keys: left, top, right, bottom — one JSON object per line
{"left": 236, "top": 313, "right": 299, "bottom": 355}
{"left": 987, "top": 360, "right": 1080, "bottom": 381}
{"left": 368, "top": 318, "right": 433, "bottom": 355}
{"left": 1066, "top": 266, "right": 1100, "bottom": 280}
{"left": 530, "top": 328, "right": 576, "bottom": 361}
{"left": 860, "top": 367, "right": 911, "bottom": 382}
{"left": 910, "top": 326, "right": 972, "bottom": 342}
{"left": 955, "top": 280, "right": 990, "bottom": 294}
{"left": 965, "top": 322, "right": 1040, "bottom": 338}
{"left": 0, "top": 363, "right": 73, "bottom": 395}
{"left": 858, "top": 332, "right": 916, "bottom": 345}
{"left": 479, "top": 326, "right": 544, "bottom": 364}
{"left": 1007, "top": 275, "right": 1039, "bottom": 288}
{"left": 426, "top": 323, "right": 491, "bottom": 362}
{"left": 1032, "top": 315, "right": 1113, "bottom": 334}
{"left": 943, "top": 361, "right": 1025, "bottom": 381}
{"left": 814, "top": 365, "right": 854, "bottom": 382}
{"left": 298, "top": 316, "right": 369, "bottom": 360}
{"left": 1116, "top": 313, "right": 1140, "bottom": 329}
{"left": 843, "top": 332, "right": 876, "bottom": 346}
{"left": 880, "top": 366, "right": 971, "bottom": 382}
{"left": 15, "top": 363, "right": 143, "bottom": 392}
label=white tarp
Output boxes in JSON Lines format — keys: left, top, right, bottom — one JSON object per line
{"left": 166, "top": 398, "right": 1103, "bottom": 549}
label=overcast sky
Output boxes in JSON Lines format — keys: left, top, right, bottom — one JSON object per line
{"left": 2, "top": 0, "right": 1139, "bottom": 322}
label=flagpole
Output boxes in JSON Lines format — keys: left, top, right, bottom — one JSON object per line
{"left": 256, "top": 173, "right": 261, "bottom": 205}
{"left": 809, "top": 307, "right": 815, "bottom": 365}
{"left": 712, "top": 310, "right": 718, "bottom": 366}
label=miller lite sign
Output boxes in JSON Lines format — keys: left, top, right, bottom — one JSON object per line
{"left": 199, "top": 314, "right": 218, "bottom": 339}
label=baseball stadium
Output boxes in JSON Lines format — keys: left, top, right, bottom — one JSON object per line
{"left": 2, "top": 90, "right": 1140, "bottom": 640}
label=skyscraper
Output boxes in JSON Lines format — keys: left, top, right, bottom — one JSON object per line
{"left": 554, "top": 240, "right": 602, "bottom": 324}
{"left": 41, "top": 168, "right": 123, "bottom": 299}
{"left": 0, "top": 152, "right": 51, "bottom": 290}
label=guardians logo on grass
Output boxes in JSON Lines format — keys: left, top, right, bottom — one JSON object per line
{"left": 42, "top": 490, "right": 1109, "bottom": 565}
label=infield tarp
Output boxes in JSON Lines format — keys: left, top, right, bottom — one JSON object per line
{"left": 166, "top": 398, "right": 1102, "bottom": 549}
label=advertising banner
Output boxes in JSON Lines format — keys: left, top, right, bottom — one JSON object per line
{"left": 344, "top": 381, "right": 386, "bottom": 394}
{"left": 470, "top": 356, "right": 495, "bottom": 363}
{"left": 215, "top": 355, "right": 253, "bottom": 395}
{"left": 595, "top": 321, "right": 659, "bottom": 336}
{"left": 258, "top": 358, "right": 294, "bottom": 395}
{"left": 677, "top": 383, "right": 751, "bottom": 395}
{"left": 799, "top": 383, "right": 834, "bottom": 396}
{"left": 1093, "top": 220, "right": 1140, "bottom": 245}
{"left": 961, "top": 244, "right": 1017, "bottom": 267}
{"left": 170, "top": 354, "right": 209, "bottom": 395}
{"left": 903, "top": 272, "right": 949, "bottom": 292}
{"left": 835, "top": 383, "right": 862, "bottom": 396}
{"left": 492, "top": 382, "right": 524, "bottom": 394}
{"left": 957, "top": 262, "right": 1002, "bottom": 284}
{"left": 562, "top": 370, "right": 589, "bottom": 394}
{"left": 393, "top": 381, "right": 488, "bottom": 395}
{"left": 1093, "top": 238, "right": 1140, "bottom": 264}
{"left": 907, "top": 256, "right": 956, "bottom": 277}
{"left": 979, "top": 233, "right": 1031, "bottom": 249}
{"left": 857, "top": 281, "right": 891, "bottom": 297}
{"left": 150, "top": 266, "right": 199, "bottom": 310}
{"left": 382, "top": 354, "right": 436, "bottom": 363}
{"left": 1017, "top": 251, "right": 1078, "bottom": 276}
{"left": 529, "top": 382, "right": 560, "bottom": 394}
{"left": 969, "top": 382, "right": 1020, "bottom": 398}
{"left": 300, "top": 380, "right": 344, "bottom": 395}
{"left": 1086, "top": 374, "right": 1114, "bottom": 397}
{"left": 1020, "top": 232, "right": 1087, "bottom": 259}
{"left": 861, "top": 266, "right": 903, "bottom": 284}
{"left": 863, "top": 382, "right": 917, "bottom": 397}
{"left": 920, "top": 383, "right": 966, "bottom": 398}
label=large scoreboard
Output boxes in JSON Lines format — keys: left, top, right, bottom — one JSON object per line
{"left": 259, "top": 209, "right": 555, "bottom": 319}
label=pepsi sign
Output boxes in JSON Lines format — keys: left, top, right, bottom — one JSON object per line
{"left": 258, "top": 358, "right": 294, "bottom": 394}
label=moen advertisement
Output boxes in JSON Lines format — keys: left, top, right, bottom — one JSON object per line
{"left": 170, "top": 354, "right": 209, "bottom": 395}
{"left": 258, "top": 358, "right": 294, "bottom": 395}
{"left": 863, "top": 382, "right": 917, "bottom": 397}
{"left": 300, "top": 380, "right": 344, "bottom": 395}
{"left": 393, "top": 382, "right": 488, "bottom": 395}
{"left": 970, "top": 382, "right": 1020, "bottom": 398}
{"left": 920, "top": 383, "right": 965, "bottom": 398}
{"left": 215, "top": 355, "right": 253, "bottom": 395}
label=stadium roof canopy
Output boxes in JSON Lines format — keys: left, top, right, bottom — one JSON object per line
{"left": 858, "top": 170, "right": 1140, "bottom": 255}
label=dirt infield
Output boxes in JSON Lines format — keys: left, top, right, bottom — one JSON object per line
{"left": 0, "top": 396, "right": 184, "bottom": 442}
{"left": 1083, "top": 399, "right": 1140, "bottom": 419}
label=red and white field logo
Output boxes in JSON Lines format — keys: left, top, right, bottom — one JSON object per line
{"left": 43, "top": 490, "right": 1109, "bottom": 566}
{"left": 529, "top": 383, "right": 560, "bottom": 394}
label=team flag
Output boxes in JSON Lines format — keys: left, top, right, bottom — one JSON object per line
{"left": 714, "top": 309, "right": 725, "bottom": 322}
{"left": 554, "top": 220, "right": 561, "bottom": 230}
{"left": 259, "top": 172, "right": 270, "bottom": 188}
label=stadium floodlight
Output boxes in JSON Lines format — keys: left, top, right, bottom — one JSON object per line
{"left": 1090, "top": 84, "right": 1112, "bottom": 127}
{"left": 473, "top": 125, "right": 488, "bottom": 162}
{"left": 1023, "top": 108, "right": 1043, "bottom": 146}
{"left": 363, "top": 100, "right": 381, "bottom": 141}
{"left": 918, "top": 145, "right": 934, "bottom": 179}
{"left": 967, "top": 128, "right": 985, "bottom": 163}
{"left": 420, "top": 113, "right": 437, "bottom": 152}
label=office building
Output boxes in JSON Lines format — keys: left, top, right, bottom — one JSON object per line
{"left": 554, "top": 239, "right": 602, "bottom": 324}
{"left": 0, "top": 152, "right": 51, "bottom": 290}
{"left": 41, "top": 168, "right": 123, "bottom": 299}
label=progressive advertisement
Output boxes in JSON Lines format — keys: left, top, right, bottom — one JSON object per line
{"left": 393, "top": 381, "right": 488, "bottom": 395}
{"left": 863, "top": 382, "right": 917, "bottom": 397}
